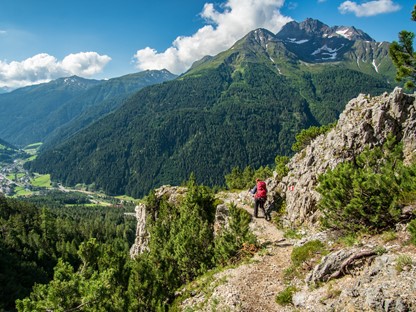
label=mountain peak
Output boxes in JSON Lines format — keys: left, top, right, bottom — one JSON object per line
{"left": 277, "top": 18, "right": 374, "bottom": 42}
{"left": 229, "top": 28, "right": 276, "bottom": 50}
{"left": 271, "top": 18, "right": 382, "bottom": 64}
{"left": 45, "top": 75, "right": 102, "bottom": 92}
{"left": 299, "top": 18, "right": 330, "bottom": 36}
{"left": 330, "top": 25, "right": 374, "bottom": 41}
{"left": 249, "top": 28, "right": 276, "bottom": 43}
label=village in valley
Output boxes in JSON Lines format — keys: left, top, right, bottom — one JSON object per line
{"left": 0, "top": 148, "right": 34, "bottom": 196}
{"left": 0, "top": 144, "right": 133, "bottom": 208}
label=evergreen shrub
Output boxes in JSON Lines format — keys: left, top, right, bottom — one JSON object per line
{"left": 214, "top": 203, "right": 257, "bottom": 265}
{"left": 408, "top": 219, "right": 416, "bottom": 245}
{"left": 275, "top": 286, "right": 297, "bottom": 306}
{"left": 317, "top": 136, "right": 416, "bottom": 233}
{"left": 291, "top": 240, "right": 327, "bottom": 269}
{"left": 292, "top": 122, "right": 336, "bottom": 152}
{"left": 224, "top": 165, "right": 273, "bottom": 190}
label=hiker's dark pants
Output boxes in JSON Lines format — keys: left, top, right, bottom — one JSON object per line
{"left": 254, "top": 197, "right": 266, "bottom": 218}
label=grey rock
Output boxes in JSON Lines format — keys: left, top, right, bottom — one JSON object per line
{"left": 272, "top": 88, "right": 416, "bottom": 227}
{"left": 365, "top": 285, "right": 384, "bottom": 310}
{"left": 214, "top": 203, "right": 230, "bottom": 235}
{"left": 394, "top": 297, "right": 409, "bottom": 312}
{"left": 129, "top": 203, "right": 149, "bottom": 258}
{"left": 292, "top": 291, "right": 308, "bottom": 307}
{"left": 306, "top": 249, "right": 357, "bottom": 284}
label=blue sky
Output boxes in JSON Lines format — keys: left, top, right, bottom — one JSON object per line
{"left": 0, "top": 0, "right": 414, "bottom": 89}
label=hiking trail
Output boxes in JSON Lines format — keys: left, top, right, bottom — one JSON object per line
{"left": 181, "top": 190, "right": 295, "bottom": 312}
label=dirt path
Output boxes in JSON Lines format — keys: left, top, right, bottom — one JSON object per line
{"left": 181, "top": 190, "right": 295, "bottom": 311}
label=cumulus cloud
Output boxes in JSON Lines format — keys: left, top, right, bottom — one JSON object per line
{"left": 134, "top": 0, "right": 292, "bottom": 74}
{"left": 0, "top": 52, "right": 111, "bottom": 89}
{"left": 338, "top": 0, "right": 401, "bottom": 17}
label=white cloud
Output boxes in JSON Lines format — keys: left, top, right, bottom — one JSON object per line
{"left": 338, "top": 0, "right": 401, "bottom": 17}
{"left": 134, "top": 0, "right": 292, "bottom": 74}
{"left": 0, "top": 52, "right": 111, "bottom": 89}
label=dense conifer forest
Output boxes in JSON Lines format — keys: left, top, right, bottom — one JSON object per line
{"left": 0, "top": 178, "right": 257, "bottom": 311}
{"left": 27, "top": 63, "right": 391, "bottom": 198}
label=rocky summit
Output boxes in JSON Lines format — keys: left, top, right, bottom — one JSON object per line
{"left": 275, "top": 18, "right": 385, "bottom": 65}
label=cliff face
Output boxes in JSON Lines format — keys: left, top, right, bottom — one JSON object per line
{"left": 276, "top": 88, "right": 416, "bottom": 227}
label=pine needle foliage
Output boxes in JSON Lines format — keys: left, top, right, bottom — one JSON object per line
{"left": 317, "top": 136, "right": 416, "bottom": 233}
{"left": 224, "top": 165, "right": 273, "bottom": 190}
{"left": 408, "top": 219, "right": 416, "bottom": 246}
{"left": 214, "top": 203, "right": 257, "bottom": 266}
{"left": 389, "top": 5, "right": 416, "bottom": 89}
{"left": 292, "top": 122, "right": 336, "bottom": 152}
{"left": 127, "top": 176, "right": 218, "bottom": 310}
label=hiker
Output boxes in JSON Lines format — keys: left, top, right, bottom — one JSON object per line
{"left": 249, "top": 178, "right": 270, "bottom": 220}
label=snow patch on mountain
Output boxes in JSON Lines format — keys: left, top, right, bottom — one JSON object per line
{"left": 287, "top": 38, "right": 309, "bottom": 44}
{"left": 335, "top": 27, "right": 354, "bottom": 40}
{"left": 372, "top": 59, "right": 379, "bottom": 73}
{"left": 311, "top": 44, "right": 344, "bottom": 60}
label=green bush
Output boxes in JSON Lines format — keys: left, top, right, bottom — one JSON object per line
{"left": 395, "top": 254, "right": 413, "bottom": 272}
{"left": 214, "top": 203, "right": 257, "bottom": 265}
{"left": 275, "top": 286, "right": 297, "bottom": 306}
{"left": 292, "top": 123, "right": 336, "bottom": 152}
{"left": 291, "top": 240, "right": 327, "bottom": 269}
{"left": 389, "top": 5, "right": 416, "bottom": 89}
{"left": 274, "top": 155, "right": 290, "bottom": 180}
{"left": 317, "top": 137, "right": 416, "bottom": 233}
{"left": 224, "top": 165, "right": 273, "bottom": 190}
{"left": 408, "top": 219, "right": 416, "bottom": 245}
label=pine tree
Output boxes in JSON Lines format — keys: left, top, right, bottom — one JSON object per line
{"left": 317, "top": 136, "right": 416, "bottom": 233}
{"left": 389, "top": 5, "right": 416, "bottom": 89}
{"left": 214, "top": 203, "right": 257, "bottom": 265}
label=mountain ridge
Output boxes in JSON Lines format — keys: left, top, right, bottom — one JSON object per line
{"left": 0, "top": 69, "right": 177, "bottom": 147}
{"left": 27, "top": 18, "right": 396, "bottom": 198}
{"left": 278, "top": 18, "right": 375, "bottom": 42}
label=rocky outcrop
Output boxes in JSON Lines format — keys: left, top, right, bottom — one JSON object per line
{"left": 129, "top": 185, "right": 187, "bottom": 258}
{"left": 294, "top": 252, "right": 416, "bottom": 311}
{"left": 276, "top": 88, "right": 416, "bottom": 227}
{"left": 129, "top": 203, "right": 149, "bottom": 258}
{"left": 129, "top": 185, "right": 239, "bottom": 258}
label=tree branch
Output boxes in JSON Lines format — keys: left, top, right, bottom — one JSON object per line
{"left": 326, "top": 249, "right": 377, "bottom": 282}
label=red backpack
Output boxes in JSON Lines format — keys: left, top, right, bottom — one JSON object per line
{"left": 256, "top": 181, "right": 267, "bottom": 199}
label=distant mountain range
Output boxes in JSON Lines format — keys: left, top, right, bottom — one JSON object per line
{"left": 0, "top": 70, "right": 177, "bottom": 147}
{"left": 26, "top": 18, "right": 398, "bottom": 198}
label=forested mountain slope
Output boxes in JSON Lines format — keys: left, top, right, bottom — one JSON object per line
{"left": 0, "top": 70, "right": 176, "bottom": 147}
{"left": 27, "top": 19, "right": 395, "bottom": 198}
{"left": 0, "top": 138, "right": 24, "bottom": 163}
{"left": 41, "top": 70, "right": 177, "bottom": 150}
{"left": 0, "top": 76, "right": 101, "bottom": 146}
